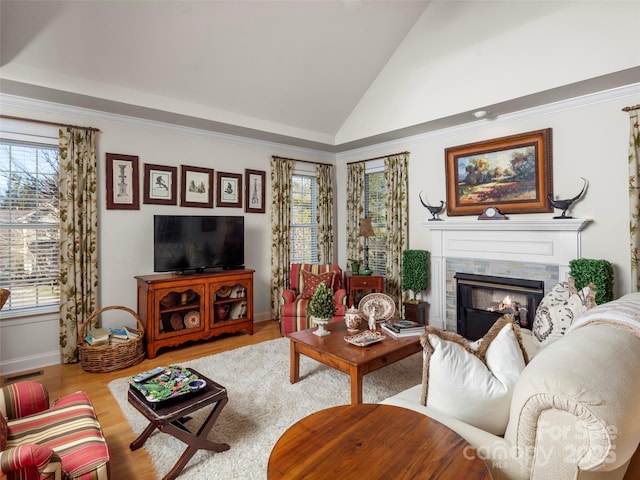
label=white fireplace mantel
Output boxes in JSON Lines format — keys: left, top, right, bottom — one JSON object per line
{"left": 423, "top": 218, "right": 592, "bottom": 329}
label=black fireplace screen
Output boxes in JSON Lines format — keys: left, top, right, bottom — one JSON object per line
{"left": 455, "top": 273, "right": 544, "bottom": 340}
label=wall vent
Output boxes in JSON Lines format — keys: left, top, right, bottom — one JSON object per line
{"left": 3, "top": 370, "right": 44, "bottom": 384}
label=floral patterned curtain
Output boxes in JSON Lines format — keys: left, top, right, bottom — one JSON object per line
{"left": 316, "top": 163, "right": 334, "bottom": 264}
{"left": 270, "top": 156, "right": 293, "bottom": 320}
{"left": 346, "top": 162, "right": 365, "bottom": 266}
{"left": 59, "top": 127, "right": 98, "bottom": 363}
{"left": 384, "top": 153, "right": 409, "bottom": 307}
{"left": 628, "top": 109, "right": 640, "bottom": 292}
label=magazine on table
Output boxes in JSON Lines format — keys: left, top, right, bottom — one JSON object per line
{"left": 381, "top": 320, "right": 425, "bottom": 338}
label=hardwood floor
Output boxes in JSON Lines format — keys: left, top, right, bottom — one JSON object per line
{"left": 1, "top": 320, "right": 282, "bottom": 480}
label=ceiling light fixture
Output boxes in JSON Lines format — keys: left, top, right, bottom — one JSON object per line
{"left": 473, "top": 110, "right": 489, "bottom": 119}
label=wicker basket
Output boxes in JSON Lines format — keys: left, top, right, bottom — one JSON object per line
{"left": 0, "top": 289, "right": 9, "bottom": 310}
{"left": 78, "top": 305, "right": 146, "bottom": 373}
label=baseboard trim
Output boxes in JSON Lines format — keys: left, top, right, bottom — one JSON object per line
{"left": 0, "top": 351, "right": 60, "bottom": 377}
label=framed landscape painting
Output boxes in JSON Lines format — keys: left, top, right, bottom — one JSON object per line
{"left": 445, "top": 129, "right": 553, "bottom": 216}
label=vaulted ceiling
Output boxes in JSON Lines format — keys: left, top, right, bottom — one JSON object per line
{"left": 1, "top": 1, "right": 638, "bottom": 152}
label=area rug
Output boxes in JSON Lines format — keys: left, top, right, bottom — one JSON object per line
{"left": 108, "top": 337, "right": 423, "bottom": 479}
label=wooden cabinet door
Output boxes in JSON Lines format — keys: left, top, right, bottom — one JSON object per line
{"left": 154, "top": 284, "right": 206, "bottom": 339}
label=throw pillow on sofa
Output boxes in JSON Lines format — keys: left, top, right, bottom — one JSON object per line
{"left": 532, "top": 278, "right": 596, "bottom": 346}
{"left": 419, "top": 315, "right": 528, "bottom": 435}
{"left": 299, "top": 270, "right": 336, "bottom": 299}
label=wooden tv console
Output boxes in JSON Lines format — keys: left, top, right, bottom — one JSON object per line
{"left": 135, "top": 269, "right": 254, "bottom": 358}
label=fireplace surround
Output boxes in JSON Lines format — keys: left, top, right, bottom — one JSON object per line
{"left": 425, "top": 219, "right": 591, "bottom": 332}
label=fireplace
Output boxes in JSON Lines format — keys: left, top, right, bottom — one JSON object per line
{"left": 455, "top": 273, "right": 544, "bottom": 340}
{"left": 425, "top": 218, "right": 591, "bottom": 332}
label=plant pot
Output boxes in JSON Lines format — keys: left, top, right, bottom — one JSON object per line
{"left": 311, "top": 317, "right": 331, "bottom": 336}
{"left": 403, "top": 301, "right": 429, "bottom": 325}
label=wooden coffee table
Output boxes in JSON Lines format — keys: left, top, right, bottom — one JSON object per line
{"left": 287, "top": 321, "right": 422, "bottom": 404}
{"left": 128, "top": 368, "right": 229, "bottom": 480}
{"left": 268, "top": 404, "right": 491, "bottom": 479}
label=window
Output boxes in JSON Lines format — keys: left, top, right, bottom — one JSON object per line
{"left": 364, "top": 164, "right": 386, "bottom": 274}
{"left": 290, "top": 172, "right": 318, "bottom": 264}
{"left": 0, "top": 139, "right": 60, "bottom": 314}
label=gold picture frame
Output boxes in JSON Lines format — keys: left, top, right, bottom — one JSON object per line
{"left": 445, "top": 129, "right": 553, "bottom": 216}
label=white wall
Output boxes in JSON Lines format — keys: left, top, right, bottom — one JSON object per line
{"left": 2, "top": 84, "right": 639, "bottom": 374}
{"left": 337, "top": 1, "right": 640, "bottom": 144}
{"left": 0, "top": 96, "right": 333, "bottom": 374}
{"left": 336, "top": 86, "right": 640, "bottom": 304}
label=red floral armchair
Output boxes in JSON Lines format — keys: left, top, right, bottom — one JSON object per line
{"left": 280, "top": 263, "right": 347, "bottom": 335}
{"left": 0, "top": 381, "right": 110, "bottom": 480}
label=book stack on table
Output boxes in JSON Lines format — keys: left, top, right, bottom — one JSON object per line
{"left": 381, "top": 320, "right": 426, "bottom": 338}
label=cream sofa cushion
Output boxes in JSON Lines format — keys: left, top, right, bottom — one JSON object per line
{"left": 420, "top": 316, "right": 528, "bottom": 435}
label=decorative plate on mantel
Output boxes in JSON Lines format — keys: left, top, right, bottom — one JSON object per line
{"left": 358, "top": 293, "right": 396, "bottom": 323}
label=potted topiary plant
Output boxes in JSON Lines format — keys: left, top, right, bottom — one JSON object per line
{"left": 401, "top": 249, "right": 430, "bottom": 324}
{"left": 569, "top": 258, "right": 614, "bottom": 305}
{"left": 307, "top": 281, "right": 337, "bottom": 336}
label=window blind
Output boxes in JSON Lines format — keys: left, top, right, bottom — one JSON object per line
{"left": 365, "top": 169, "right": 387, "bottom": 274}
{"left": 290, "top": 173, "right": 318, "bottom": 264}
{"left": 0, "top": 139, "right": 60, "bottom": 313}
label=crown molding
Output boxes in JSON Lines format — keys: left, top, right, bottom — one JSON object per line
{"left": 3, "top": 79, "right": 639, "bottom": 161}
{"left": 337, "top": 82, "right": 640, "bottom": 160}
{"left": 0, "top": 92, "right": 337, "bottom": 162}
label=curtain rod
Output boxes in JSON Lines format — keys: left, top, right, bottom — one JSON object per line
{"left": 346, "top": 151, "right": 410, "bottom": 165}
{"left": 271, "top": 155, "right": 330, "bottom": 166}
{"left": 622, "top": 104, "right": 640, "bottom": 112}
{"left": 0, "top": 114, "right": 101, "bottom": 132}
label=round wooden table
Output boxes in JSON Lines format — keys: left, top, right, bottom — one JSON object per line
{"left": 268, "top": 404, "right": 490, "bottom": 480}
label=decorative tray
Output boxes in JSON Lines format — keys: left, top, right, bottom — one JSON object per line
{"left": 128, "top": 365, "right": 206, "bottom": 404}
{"left": 358, "top": 293, "right": 396, "bottom": 323}
{"left": 344, "top": 330, "right": 386, "bottom": 347}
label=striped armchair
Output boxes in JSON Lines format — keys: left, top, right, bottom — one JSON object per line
{"left": 280, "top": 263, "right": 347, "bottom": 335}
{"left": 0, "top": 381, "right": 110, "bottom": 480}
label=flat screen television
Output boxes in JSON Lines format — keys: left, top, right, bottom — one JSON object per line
{"left": 154, "top": 215, "right": 244, "bottom": 273}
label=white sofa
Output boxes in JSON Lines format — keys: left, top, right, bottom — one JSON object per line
{"left": 382, "top": 292, "right": 640, "bottom": 480}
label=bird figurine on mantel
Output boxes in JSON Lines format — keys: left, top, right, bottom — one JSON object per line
{"left": 547, "top": 177, "right": 588, "bottom": 219}
{"left": 419, "top": 192, "right": 445, "bottom": 221}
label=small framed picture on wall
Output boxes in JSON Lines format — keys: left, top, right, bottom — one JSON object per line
{"left": 106, "top": 153, "right": 139, "bottom": 210}
{"left": 245, "top": 169, "right": 266, "bottom": 213}
{"left": 216, "top": 171, "right": 242, "bottom": 208}
{"left": 143, "top": 164, "right": 177, "bottom": 205}
{"left": 181, "top": 165, "right": 214, "bottom": 208}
